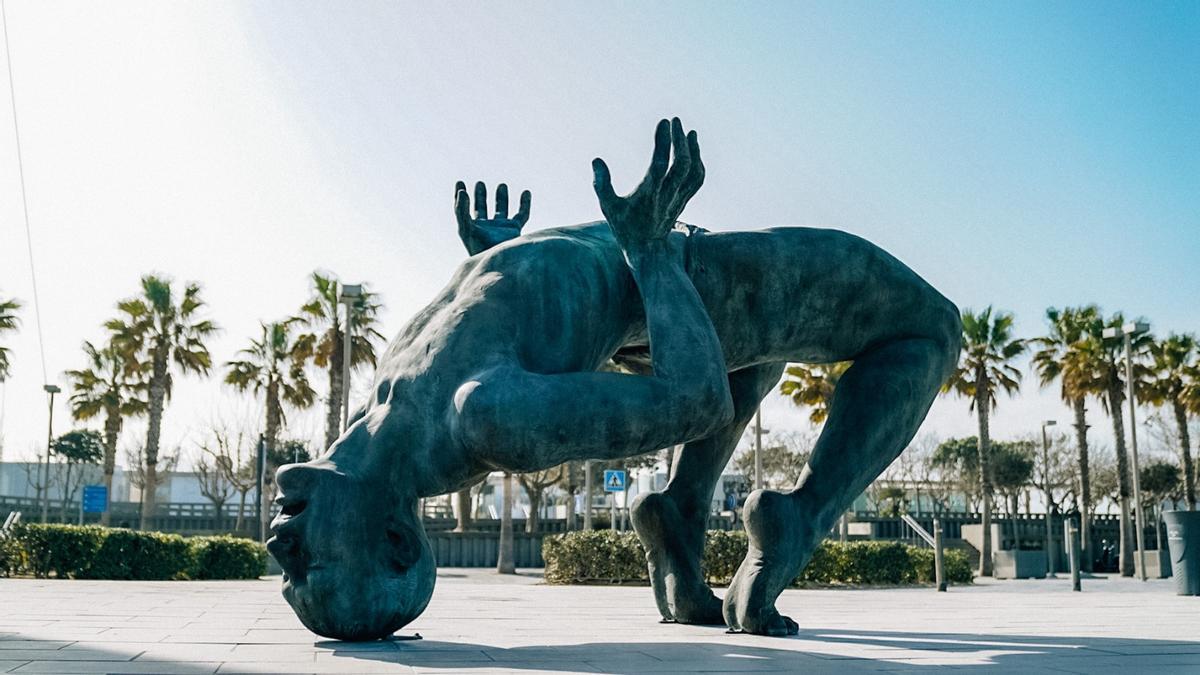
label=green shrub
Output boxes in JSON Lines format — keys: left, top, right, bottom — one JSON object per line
{"left": 83, "top": 529, "right": 191, "bottom": 580}
{"left": 543, "top": 530, "right": 975, "bottom": 587}
{"left": 3, "top": 524, "right": 267, "bottom": 581}
{"left": 188, "top": 535, "right": 267, "bottom": 580}
{"left": 701, "top": 530, "right": 745, "bottom": 586}
{"left": 543, "top": 529, "right": 646, "bottom": 584}
{"left": 13, "top": 523, "right": 106, "bottom": 579}
{"left": 0, "top": 534, "right": 17, "bottom": 577}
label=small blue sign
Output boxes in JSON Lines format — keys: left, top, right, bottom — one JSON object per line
{"left": 81, "top": 485, "right": 108, "bottom": 513}
{"left": 603, "top": 470, "right": 626, "bottom": 492}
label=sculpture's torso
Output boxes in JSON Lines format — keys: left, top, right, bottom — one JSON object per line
{"left": 354, "top": 222, "right": 954, "bottom": 493}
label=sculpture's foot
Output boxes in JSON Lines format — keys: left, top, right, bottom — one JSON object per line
{"left": 631, "top": 491, "right": 725, "bottom": 625}
{"left": 722, "top": 489, "right": 816, "bottom": 637}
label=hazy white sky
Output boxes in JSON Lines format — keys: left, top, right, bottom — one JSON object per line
{"left": 1, "top": 1, "right": 1197, "bottom": 470}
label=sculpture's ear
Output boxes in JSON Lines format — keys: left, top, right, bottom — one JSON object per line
{"left": 385, "top": 521, "right": 423, "bottom": 571}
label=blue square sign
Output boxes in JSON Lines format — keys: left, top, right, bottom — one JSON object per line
{"left": 81, "top": 485, "right": 108, "bottom": 513}
{"left": 603, "top": 469, "right": 626, "bottom": 492}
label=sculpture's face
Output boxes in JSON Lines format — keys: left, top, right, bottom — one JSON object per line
{"left": 267, "top": 462, "right": 435, "bottom": 641}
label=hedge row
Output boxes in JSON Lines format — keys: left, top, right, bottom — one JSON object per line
{"left": 0, "top": 524, "right": 267, "bottom": 580}
{"left": 543, "top": 530, "right": 973, "bottom": 586}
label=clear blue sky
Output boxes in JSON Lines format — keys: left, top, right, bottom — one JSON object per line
{"left": 0, "top": 1, "right": 1196, "bottom": 466}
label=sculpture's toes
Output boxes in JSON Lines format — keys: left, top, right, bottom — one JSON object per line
{"left": 722, "top": 490, "right": 810, "bottom": 637}
{"left": 723, "top": 573, "right": 797, "bottom": 637}
{"left": 669, "top": 587, "right": 725, "bottom": 626}
{"left": 758, "top": 611, "right": 799, "bottom": 637}
{"left": 631, "top": 492, "right": 721, "bottom": 625}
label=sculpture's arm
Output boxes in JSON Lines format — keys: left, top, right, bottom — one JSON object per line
{"left": 453, "top": 118, "right": 733, "bottom": 468}
{"left": 455, "top": 181, "right": 531, "bottom": 255}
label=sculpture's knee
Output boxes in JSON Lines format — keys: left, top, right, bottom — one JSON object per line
{"left": 678, "top": 382, "right": 735, "bottom": 441}
{"left": 929, "top": 296, "right": 963, "bottom": 381}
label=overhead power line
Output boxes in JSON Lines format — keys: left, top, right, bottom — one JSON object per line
{"left": 1, "top": 0, "right": 48, "bottom": 384}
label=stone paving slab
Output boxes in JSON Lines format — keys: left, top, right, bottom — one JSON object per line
{"left": 0, "top": 572, "right": 1197, "bottom": 673}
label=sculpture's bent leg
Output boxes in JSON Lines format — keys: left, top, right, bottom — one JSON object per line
{"left": 723, "top": 335, "right": 959, "bottom": 636}
{"left": 632, "top": 362, "right": 784, "bottom": 625}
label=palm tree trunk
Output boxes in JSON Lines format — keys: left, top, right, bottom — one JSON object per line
{"left": 101, "top": 410, "right": 121, "bottom": 527}
{"left": 1108, "top": 382, "right": 1134, "bottom": 577}
{"left": 526, "top": 486, "right": 541, "bottom": 534}
{"left": 324, "top": 328, "right": 343, "bottom": 451}
{"left": 497, "top": 472, "right": 515, "bottom": 574}
{"left": 454, "top": 488, "right": 473, "bottom": 532}
{"left": 976, "top": 378, "right": 994, "bottom": 577}
{"left": 236, "top": 489, "right": 247, "bottom": 532}
{"left": 1072, "top": 397, "right": 1093, "bottom": 571}
{"left": 140, "top": 351, "right": 169, "bottom": 530}
{"left": 262, "top": 383, "right": 282, "bottom": 535}
{"left": 1173, "top": 400, "right": 1196, "bottom": 510}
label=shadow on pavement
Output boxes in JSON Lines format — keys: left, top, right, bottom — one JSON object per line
{"left": 6, "top": 627, "right": 1200, "bottom": 673}
{"left": 325, "top": 628, "right": 1200, "bottom": 673}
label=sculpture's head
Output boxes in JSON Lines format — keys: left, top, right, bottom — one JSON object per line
{"left": 267, "top": 460, "right": 435, "bottom": 641}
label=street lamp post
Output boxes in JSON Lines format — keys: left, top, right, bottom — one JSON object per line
{"left": 753, "top": 408, "right": 763, "bottom": 491}
{"left": 1102, "top": 321, "right": 1150, "bottom": 581}
{"left": 1041, "top": 419, "right": 1057, "bottom": 578}
{"left": 40, "top": 384, "right": 60, "bottom": 524}
{"left": 338, "top": 284, "right": 363, "bottom": 433}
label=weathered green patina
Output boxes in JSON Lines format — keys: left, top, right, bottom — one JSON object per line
{"left": 267, "top": 118, "right": 961, "bottom": 640}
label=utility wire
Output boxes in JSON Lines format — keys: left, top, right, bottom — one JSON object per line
{"left": 1, "top": 0, "right": 48, "bottom": 384}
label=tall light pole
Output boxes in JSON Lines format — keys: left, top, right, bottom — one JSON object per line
{"left": 338, "top": 283, "right": 363, "bottom": 432}
{"left": 1041, "top": 419, "right": 1057, "bottom": 578}
{"left": 1103, "top": 321, "right": 1150, "bottom": 581}
{"left": 40, "top": 384, "right": 60, "bottom": 524}
{"left": 753, "top": 408, "right": 763, "bottom": 491}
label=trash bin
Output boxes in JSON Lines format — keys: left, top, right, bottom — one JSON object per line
{"left": 1163, "top": 510, "right": 1200, "bottom": 596}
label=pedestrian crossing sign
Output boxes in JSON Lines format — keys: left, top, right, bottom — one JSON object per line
{"left": 603, "top": 469, "right": 626, "bottom": 492}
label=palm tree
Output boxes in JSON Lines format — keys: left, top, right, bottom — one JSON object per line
{"left": 0, "top": 294, "right": 21, "bottom": 381}
{"left": 1185, "top": 372, "right": 1200, "bottom": 498}
{"left": 109, "top": 275, "right": 218, "bottom": 528}
{"left": 65, "top": 339, "right": 148, "bottom": 525}
{"left": 226, "top": 319, "right": 316, "bottom": 532}
{"left": 225, "top": 320, "right": 316, "bottom": 457}
{"left": 1144, "top": 333, "right": 1197, "bottom": 510}
{"left": 944, "top": 306, "right": 1026, "bottom": 577}
{"left": 1032, "top": 305, "right": 1102, "bottom": 569}
{"left": 298, "top": 272, "right": 384, "bottom": 450}
{"left": 779, "top": 362, "right": 850, "bottom": 424}
{"left": 1076, "top": 312, "right": 1153, "bottom": 576}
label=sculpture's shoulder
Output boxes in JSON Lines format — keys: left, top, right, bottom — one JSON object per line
{"left": 476, "top": 220, "right": 703, "bottom": 271}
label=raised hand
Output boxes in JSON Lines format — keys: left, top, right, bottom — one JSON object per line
{"left": 592, "top": 118, "right": 705, "bottom": 251}
{"left": 455, "top": 181, "right": 531, "bottom": 256}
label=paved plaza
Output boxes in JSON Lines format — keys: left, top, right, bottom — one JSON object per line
{"left": 0, "top": 570, "right": 1197, "bottom": 674}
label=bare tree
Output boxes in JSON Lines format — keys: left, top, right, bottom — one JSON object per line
{"left": 194, "top": 443, "right": 234, "bottom": 530}
{"left": 25, "top": 443, "right": 57, "bottom": 522}
{"left": 730, "top": 430, "right": 814, "bottom": 490}
{"left": 200, "top": 425, "right": 258, "bottom": 532}
{"left": 124, "top": 443, "right": 179, "bottom": 527}
{"left": 517, "top": 465, "right": 566, "bottom": 533}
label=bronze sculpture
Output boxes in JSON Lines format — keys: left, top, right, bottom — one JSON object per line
{"left": 267, "top": 118, "right": 961, "bottom": 640}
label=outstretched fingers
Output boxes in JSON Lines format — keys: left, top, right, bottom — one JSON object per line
{"left": 667, "top": 130, "right": 705, "bottom": 217}
{"left": 473, "top": 181, "right": 488, "bottom": 220}
{"left": 635, "top": 118, "right": 672, "bottom": 196}
{"left": 515, "top": 189, "right": 531, "bottom": 226}
{"left": 592, "top": 158, "right": 619, "bottom": 212}
{"left": 454, "top": 181, "right": 472, "bottom": 239}
{"left": 662, "top": 118, "right": 692, "bottom": 197}
{"left": 495, "top": 183, "right": 509, "bottom": 219}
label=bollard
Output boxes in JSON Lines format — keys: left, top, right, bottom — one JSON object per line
{"left": 934, "top": 518, "right": 946, "bottom": 592}
{"left": 1065, "top": 520, "right": 1081, "bottom": 592}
